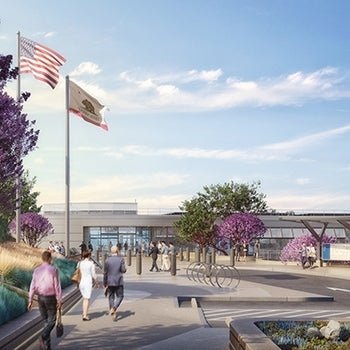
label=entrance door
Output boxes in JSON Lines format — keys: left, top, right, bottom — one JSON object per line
{"left": 119, "top": 234, "right": 135, "bottom": 254}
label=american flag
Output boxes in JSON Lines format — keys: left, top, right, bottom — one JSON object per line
{"left": 20, "top": 37, "right": 66, "bottom": 89}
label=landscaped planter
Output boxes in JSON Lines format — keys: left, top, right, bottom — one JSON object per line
{"left": 228, "top": 318, "right": 350, "bottom": 350}
{"left": 228, "top": 318, "right": 281, "bottom": 350}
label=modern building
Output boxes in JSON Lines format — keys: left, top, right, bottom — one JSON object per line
{"left": 41, "top": 202, "right": 350, "bottom": 260}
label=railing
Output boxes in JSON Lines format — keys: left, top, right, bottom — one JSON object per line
{"left": 186, "top": 262, "right": 240, "bottom": 289}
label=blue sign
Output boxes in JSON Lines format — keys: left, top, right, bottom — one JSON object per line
{"left": 322, "top": 243, "right": 330, "bottom": 260}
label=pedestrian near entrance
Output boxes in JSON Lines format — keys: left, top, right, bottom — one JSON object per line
{"left": 307, "top": 243, "right": 316, "bottom": 267}
{"left": 300, "top": 242, "right": 308, "bottom": 269}
{"left": 103, "top": 245, "right": 127, "bottom": 321}
{"left": 149, "top": 241, "right": 159, "bottom": 272}
{"left": 79, "top": 241, "right": 87, "bottom": 259}
{"left": 254, "top": 240, "right": 260, "bottom": 259}
{"left": 79, "top": 250, "right": 100, "bottom": 321}
{"left": 28, "top": 251, "right": 62, "bottom": 350}
{"left": 160, "top": 241, "right": 170, "bottom": 271}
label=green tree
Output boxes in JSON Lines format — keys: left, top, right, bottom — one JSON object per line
{"left": 174, "top": 181, "right": 269, "bottom": 253}
{"left": 0, "top": 171, "right": 41, "bottom": 242}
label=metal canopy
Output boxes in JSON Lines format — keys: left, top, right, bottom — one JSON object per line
{"left": 279, "top": 215, "right": 350, "bottom": 231}
{"left": 279, "top": 215, "right": 350, "bottom": 266}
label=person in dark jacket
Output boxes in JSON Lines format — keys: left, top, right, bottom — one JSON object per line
{"left": 149, "top": 241, "right": 159, "bottom": 272}
{"left": 103, "top": 245, "right": 126, "bottom": 321}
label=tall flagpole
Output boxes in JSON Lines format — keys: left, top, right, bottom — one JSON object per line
{"left": 65, "top": 76, "right": 70, "bottom": 256}
{"left": 16, "top": 31, "right": 21, "bottom": 243}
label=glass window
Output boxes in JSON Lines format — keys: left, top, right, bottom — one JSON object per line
{"left": 270, "top": 228, "right": 282, "bottom": 238}
{"left": 263, "top": 229, "right": 271, "bottom": 238}
{"left": 323, "top": 228, "right": 335, "bottom": 237}
{"left": 292, "top": 229, "right": 305, "bottom": 237}
{"left": 334, "top": 228, "right": 346, "bottom": 238}
{"left": 281, "top": 228, "right": 293, "bottom": 238}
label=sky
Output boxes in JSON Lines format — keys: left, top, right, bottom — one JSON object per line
{"left": 2, "top": 0, "right": 350, "bottom": 213}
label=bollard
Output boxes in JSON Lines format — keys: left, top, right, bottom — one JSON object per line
{"left": 212, "top": 250, "right": 216, "bottom": 264}
{"left": 96, "top": 250, "right": 100, "bottom": 264}
{"left": 127, "top": 249, "right": 132, "bottom": 266}
{"left": 206, "top": 252, "right": 212, "bottom": 264}
{"left": 230, "top": 247, "right": 235, "bottom": 266}
{"left": 186, "top": 247, "right": 190, "bottom": 261}
{"left": 202, "top": 247, "right": 207, "bottom": 262}
{"left": 136, "top": 251, "right": 142, "bottom": 275}
{"left": 179, "top": 247, "right": 184, "bottom": 261}
{"left": 170, "top": 254, "right": 176, "bottom": 276}
{"left": 194, "top": 247, "right": 200, "bottom": 262}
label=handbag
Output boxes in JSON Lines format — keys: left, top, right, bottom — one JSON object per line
{"left": 71, "top": 262, "right": 81, "bottom": 284}
{"left": 56, "top": 309, "right": 64, "bottom": 338}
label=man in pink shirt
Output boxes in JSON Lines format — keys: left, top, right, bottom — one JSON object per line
{"left": 28, "top": 251, "right": 62, "bottom": 350}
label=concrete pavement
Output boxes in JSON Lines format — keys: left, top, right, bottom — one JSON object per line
{"left": 24, "top": 257, "right": 349, "bottom": 350}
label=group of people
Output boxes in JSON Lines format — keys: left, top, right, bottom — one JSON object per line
{"left": 300, "top": 242, "right": 317, "bottom": 269}
{"left": 48, "top": 241, "right": 65, "bottom": 256}
{"left": 79, "top": 241, "right": 93, "bottom": 258}
{"left": 234, "top": 241, "right": 249, "bottom": 262}
{"left": 28, "top": 245, "right": 126, "bottom": 350}
{"left": 149, "top": 241, "right": 176, "bottom": 272}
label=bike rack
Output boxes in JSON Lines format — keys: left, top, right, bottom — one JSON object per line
{"left": 186, "top": 262, "right": 240, "bottom": 288}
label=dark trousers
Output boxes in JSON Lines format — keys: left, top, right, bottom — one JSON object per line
{"left": 107, "top": 285, "right": 124, "bottom": 310}
{"left": 38, "top": 295, "right": 57, "bottom": 350}
{"left": 150, "top": 257, "right": 159, "bottom": 271}
{"left": 301, "top": 256, "right": 307, "bottom": 268}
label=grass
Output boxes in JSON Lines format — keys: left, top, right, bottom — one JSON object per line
{"left": 0, "top": 242, "right": 77, "bottom": 326}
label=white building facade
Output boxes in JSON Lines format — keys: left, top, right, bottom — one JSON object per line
{"left": 41, "top": 202, "right": 350, "bottom": 259}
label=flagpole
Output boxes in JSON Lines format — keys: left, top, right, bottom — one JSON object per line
{"left": 65, "top": 76, "right": 70, "bottom": 257}
{"left": 16, "top": 31, "right": 21, "bottom": 243}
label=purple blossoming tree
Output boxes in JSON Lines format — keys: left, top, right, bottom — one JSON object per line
{"left": 0, "top": 55, "right": 39, "bottom": 217}
{"left": 9, "top": 212, "right": 53, "bottom": 247}
{"left": 218, "top": 213, "right": 267, "bottom": 245}
{"left": 280, "top": 233, "right": 337, "bottom": 264}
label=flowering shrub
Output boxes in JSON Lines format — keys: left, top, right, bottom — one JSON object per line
{"left": 280, "top": 233, "right": 337, "bottom": 263}
{"left": 9, "top": 212, "right": 53, "bottom": 247}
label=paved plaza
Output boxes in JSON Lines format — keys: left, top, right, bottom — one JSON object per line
{"left": 15, "top": 256, "right": 350, "bottom": 349}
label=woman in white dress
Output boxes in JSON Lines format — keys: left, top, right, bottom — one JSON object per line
{"left": 79, "top": 250, "right": 100, "bottom": 320}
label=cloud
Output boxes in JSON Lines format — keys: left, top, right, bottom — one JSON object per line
{"left": 77, "top": 146, "right": 112, "bottom": 152}
{"left": 33, "top": 172, "right": 190, "bottom": 207}
{"left": 70, "top": 62, "right": 102, "bottom": 76}
{"left": 261, "top": 124, "right": 350, "bottom": 153}
{"left": 11, "top": 66, "right": 350, "bottom": 115}
{"left": 186, "top": 69, "right": 223, "bottom": 82}
{"left": 296, "top": 178, "right": 311, "bottom": 185}
{"left": 267, "top": 193, "right": 350, "bottom": 211}
{"left": 44, "top": 32, "right": 55, "bottom": 38}
{"left": 113, "top": 66, "right": 350, "bottom": 113}
{"left": 119, "top": 123, "right": 350, "bottom": 162}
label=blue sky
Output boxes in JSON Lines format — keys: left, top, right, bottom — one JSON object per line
{"left": 2, "top": 0, "right": 350, "bottom": 212}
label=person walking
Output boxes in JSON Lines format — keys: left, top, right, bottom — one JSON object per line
{"left": 235, "top": 242, "right": 241, "bottom": 262}
{"left": 28, "top": 250, "right": 62, "bottom": 350}
{"left": 103, "top": 245, "right": 127, "bottom": 321}
{"left": 160, "top": 241, "right": 170, "bottom": 271}
{"left": 254, "top": 240, "right": 260, "bottom": 259}
{"left": 242, "top": 241, "right": 248, "bottom": 262}
{"left": 79, "top": 241, "right": 87, "bottom": 259}
{"left": 307, "top": 243, "right": 316, "bottom": 268}
{"left": 79, "top": 250, "right": 100, "bottom": 321}
{"left": 149, "top": 241, "right": 159, "bottom": 272}
{"left": 300, "top": 242, "right": 308, "bottom": 269}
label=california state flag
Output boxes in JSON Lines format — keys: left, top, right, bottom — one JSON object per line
{"left": 69, "top": 80, "right": 108, "bottom": 131}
